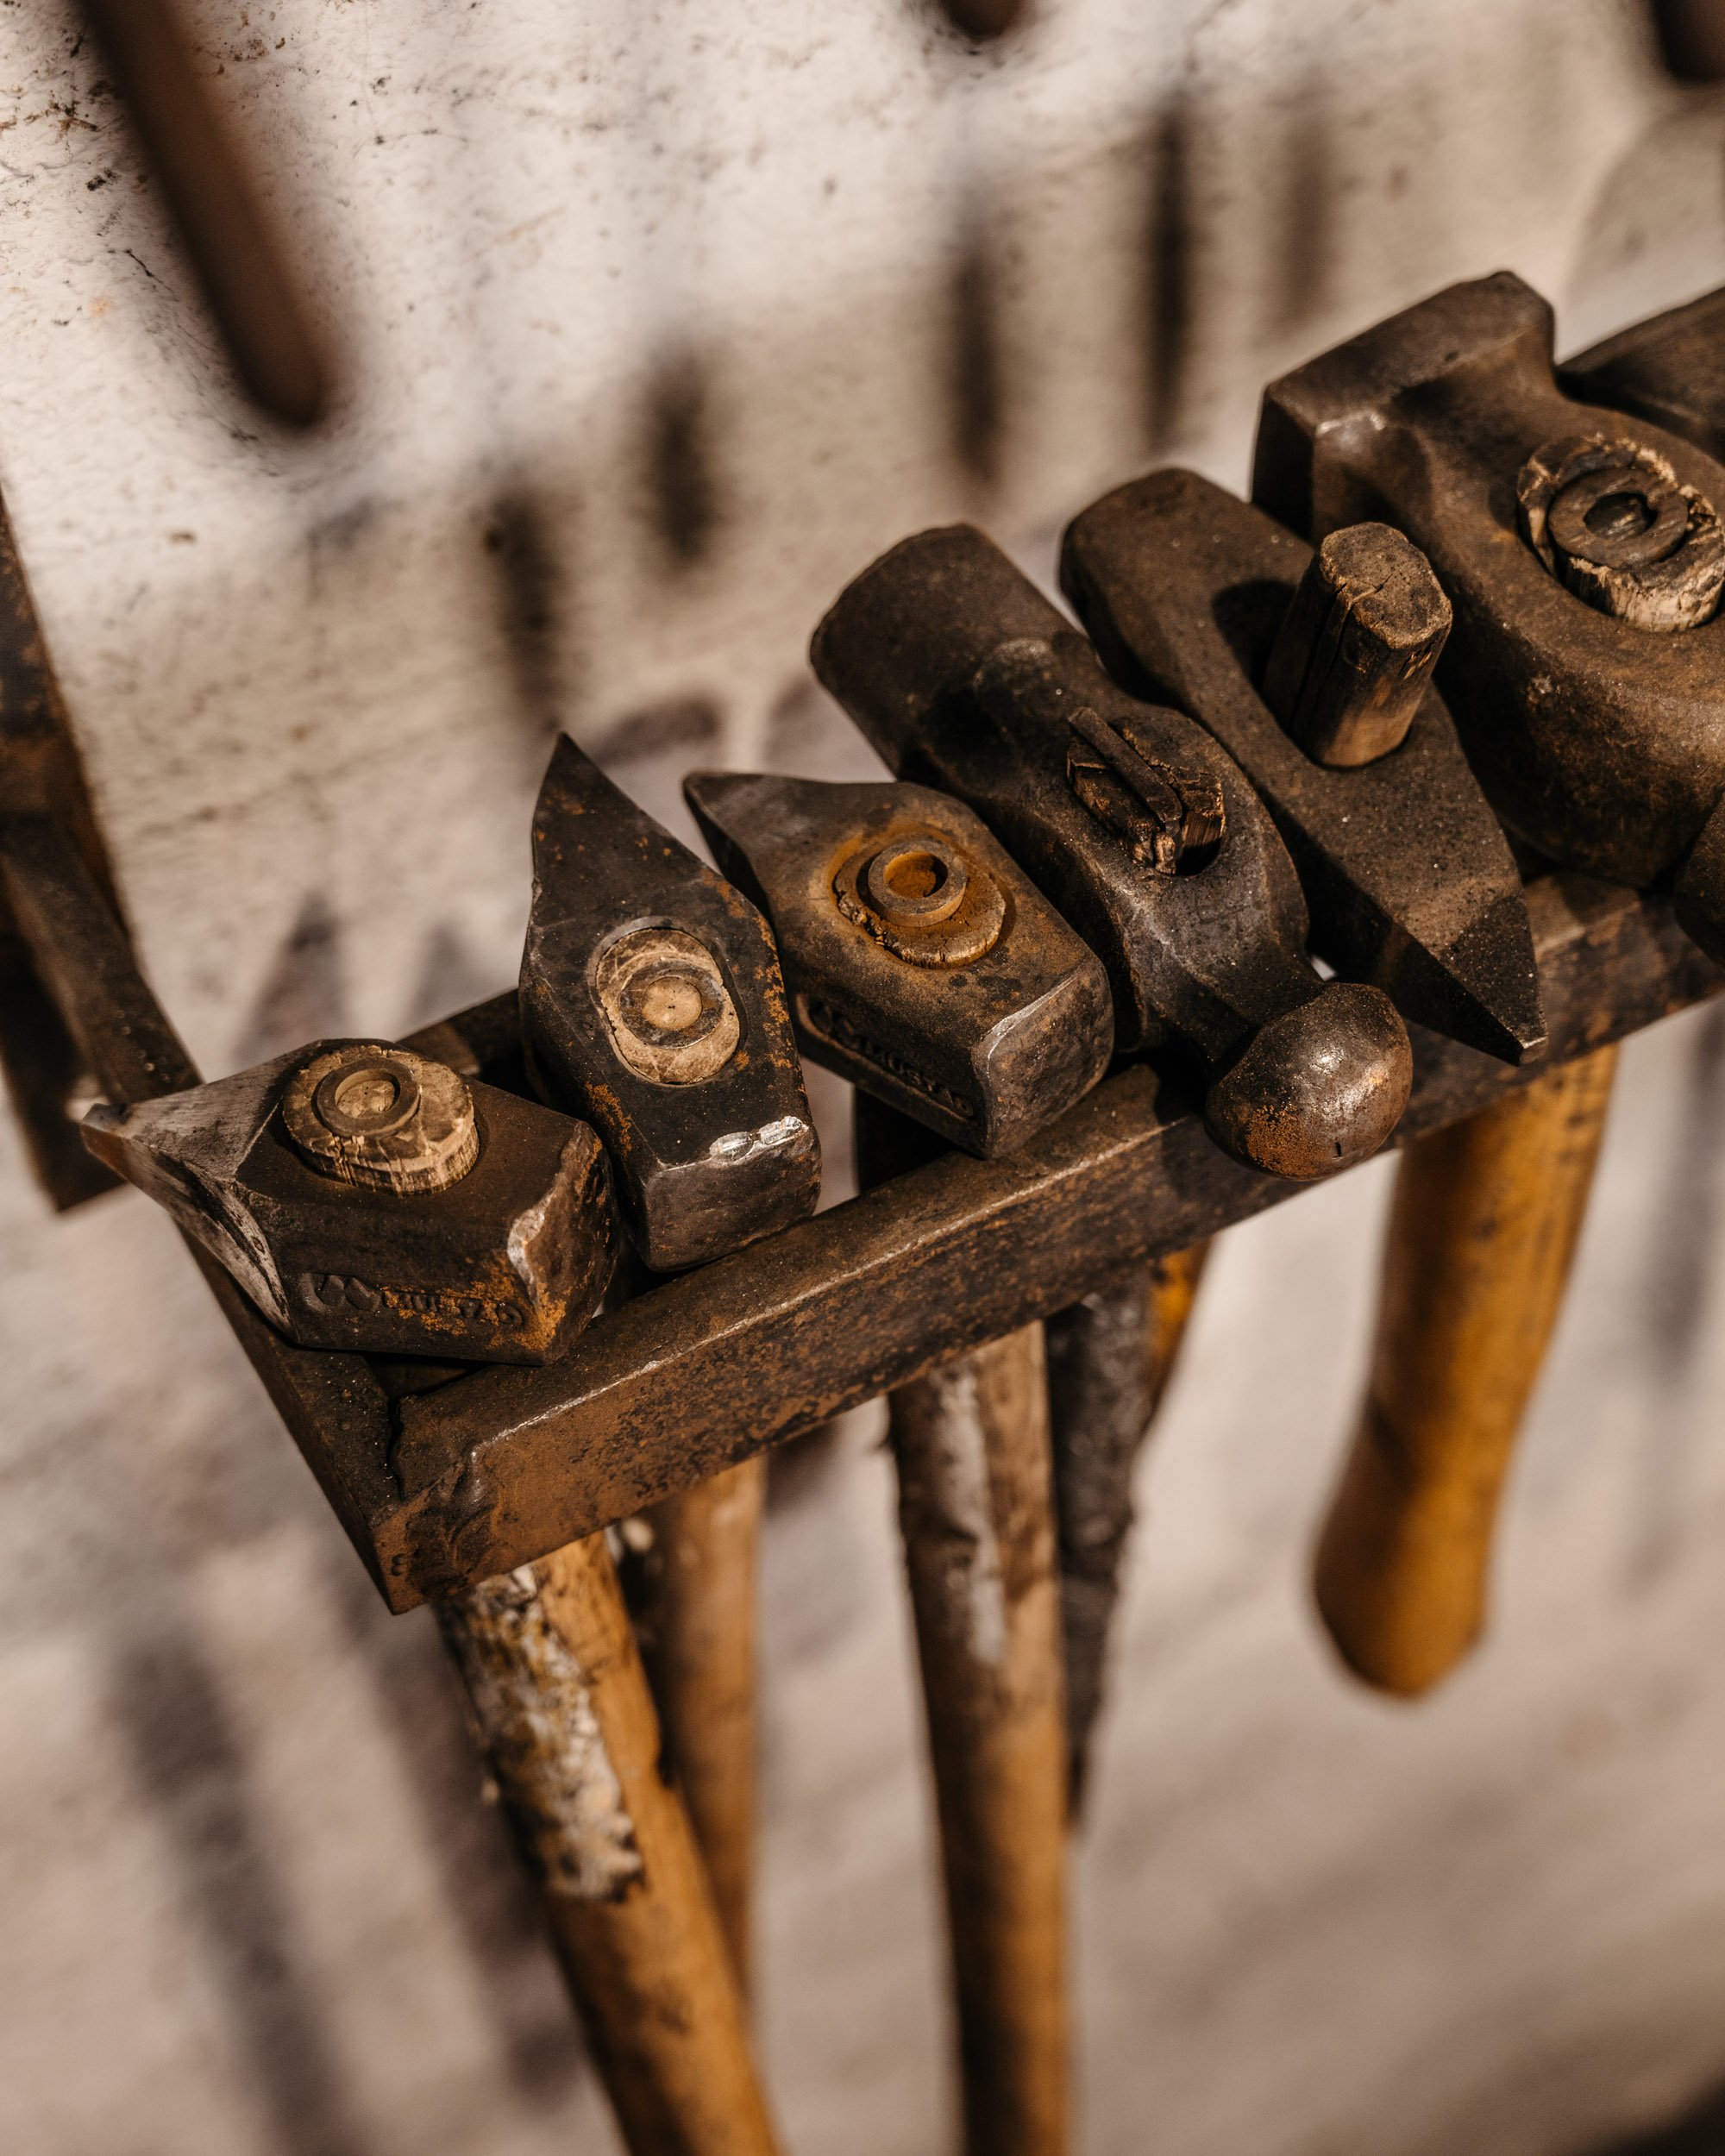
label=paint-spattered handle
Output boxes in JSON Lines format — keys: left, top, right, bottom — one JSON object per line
{"left": 439, "top": 1533, "right": 782, "bottom": 2156}
{"left": 1314, "top": 1045, "right": 1620, "bottom": 1696}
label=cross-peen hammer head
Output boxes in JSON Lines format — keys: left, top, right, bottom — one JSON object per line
{"left": 1254, "top": 271, "right": 1725, "bottom": 964}
{"left": 83, "top": 1041, "right": 617, "bottom": 1361}
{"left": 683, "top": 771, "right": 1114, "bottom": 1157}
{"left": 520, "top": 735, "right": 820, "bottom": 1273}
{"left": 811, "top": 525, "right": 1413, "bottom": 1181}
{"left": 1061, "top": 469, "right": 1547, "bottom": 1068}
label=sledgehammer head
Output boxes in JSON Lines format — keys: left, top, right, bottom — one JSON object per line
{"left": 83, "top": 1040, "right": 617, "bottom": 1362}
{"left": 685, "top": 770, "right": 1114, "bottom": 1157}
{"left": 811, "top": 523, "right": 1412, "bottom": 1180}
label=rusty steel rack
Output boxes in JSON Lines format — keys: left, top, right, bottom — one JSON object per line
{"left": 3, "top": 445, "right": 1722, "bottom": 1614}
{"left": 6, "top": 768, "right": 1719, "bottom": 1611}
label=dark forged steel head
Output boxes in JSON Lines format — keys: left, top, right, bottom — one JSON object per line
{"left": 810, "top": 523, "right": 1412, "bottom": 1181}
{"left": 1060, "top": 467, "right": 1547, "bottom": 1068}
{"left": 520, "top": 734, "right": 819, "bottom": 1273}
{"left": 1560, "top": 283, "right": 1725, "bottom": 467}
{"left": 1562, "top": 282, "right": 1725, "bottom": 960}
{"left": 683, "top": 769, "right": 1115, "bottom": 1157}
{"left": 82, "top": 1039, "right": 617, "bottom": 1362}
{"left": 1252, "top": 270, "right": 1725, "bottom": 968}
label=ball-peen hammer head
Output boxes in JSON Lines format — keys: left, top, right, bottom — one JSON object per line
{"left": 683, "top": 770, "right": 1114, "bottom": 1157}
{"left": 811, "top": 523, "right": 1412, "bottom": 1181}
{"left": 1061, "top": 468, "right": 1547, "bottom": 1068}
{"left": 83, "top": 1040, "right": 617, "bottom": 1362}
{"left": 520, "top": 735, "right": 820, "bottom": 1272}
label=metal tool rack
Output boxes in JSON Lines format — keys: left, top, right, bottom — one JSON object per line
{"left": 3, "top": 471, "right": 1720, "bottom": 1612}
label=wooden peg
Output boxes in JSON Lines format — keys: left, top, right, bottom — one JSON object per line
{"left": 891, "top": 1326, "right": 1068, "bottom": 2156}
{"left": 1314, "top": 1046, "right": 1618, "bottom": 1695}
{"left": 1263, "top": 522, "right": 1451, "bottom": 768}
{"left": 438, "top": 1534, "right": 781, "bottom": 2156}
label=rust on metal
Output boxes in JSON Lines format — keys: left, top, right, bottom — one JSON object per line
{"left": 1061, "top": 468, "right": 1546, "bottom": 1066}
{"left": 810, "top": 523, "right": 1412, "bottom": 1181}
{"left": 1254, "top": 272, "right": 1725, "bottom": 955}
{"left": 83, "top": 1039, "right": 617, "bottom": 1363}
{"left": 376, "top": 873, "right": 1722, "bottom": 1611}
{"left": 686, "top": 772, "right": 1113, "bottom": 1156}
{"left": 521, "top": 736, "right": 819, "bottom": 1273}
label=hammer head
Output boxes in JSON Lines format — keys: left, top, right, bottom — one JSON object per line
{"left": 83, "top": 1041, "right": 617, "bottom": 1362}
{"left": 1253, "top": 272, "right": 1725, "bottom": 936}
{"left": 1061, "top": 468, "right": 1547, "bottom": 1067}
{"left": 812, "top": 523, "right": 1412, "bottom": 1181}
{"left": 520, "top": 735, "right": 820, "bottom": 1272}
{"left": 1560, "top": 284, "right": 1725, "bottom": 465}
{"left": 683, "top": 771, "right": 1114, "bottom": 1156}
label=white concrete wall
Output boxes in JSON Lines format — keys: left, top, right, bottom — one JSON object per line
{"left": 3, "top": 2, "right": 1725, "bottom": 2151}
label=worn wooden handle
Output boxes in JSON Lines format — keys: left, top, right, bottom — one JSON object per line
{"left": 439, "top": 1533, "right": 781, "bottom": 2156}
{"left": 1314, "top": 1045, "right": 1619, "bottom": 1695}
{"left": 892, "top": 1325, "right": 1068, "bottom": 2156}
{"left": 1047, "top": 1242, "right": 1211, "bottom": 1806}
{"left": 641, "top": 1454, "right": 767, "bottom": 1994}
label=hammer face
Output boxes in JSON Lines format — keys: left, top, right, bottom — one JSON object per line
{"left": 83, "top": 1043, "right": 617, "bottom": 1362}
{"left": 1253, "top": 271, "right": 1725, "bottom": 896}
{"left": 520, "top": 736, "right": 819, "bottom": 1274}
{"left": 812, "top": 523, "right": 1413, "bottom": 1179}
{"left": 1061, "top": 467, "right": 1547, "bottom": 1067}
{"left": 683, "top": 772, "right": 1115, "bottom": 1157}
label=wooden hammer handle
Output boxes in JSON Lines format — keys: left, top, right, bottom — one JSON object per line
{"left": 440, "top": 1534, "right": 781, "bottom": 2155}
{"left": 1048, "top": 1242, "right": 1210, "bottom": 1808}
{"left": 1315, "top": 1045, "right": 1619, "bottom": 1695}
{"left": 642, "top": 1455, "right": 768, "bottom": 1995}
{"left": 892, "top": 1325, "right": 1068, "bottom": 2156}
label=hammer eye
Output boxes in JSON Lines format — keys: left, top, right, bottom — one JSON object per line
{"left": 1585, "top": 489, "right": 1655, "bottom": 542}
{"left": 593, "top": 928, "right": 742, "bottom": 1085}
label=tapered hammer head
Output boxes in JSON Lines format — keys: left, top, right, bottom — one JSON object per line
{"left": 1060, "top": 468, "right": 1547, "bottom": 1068}
{"left": 684, "top": 771, "right": 1114, "bottom": 1157}
{"left": 520, "top": 735, "right": 820, "bottom": 1272}
{"left": 83, "top": 1040, "right": 617, "bottom": 1362}
{"left": 810, "top": 524, "right": 1413, "bottom": 1181}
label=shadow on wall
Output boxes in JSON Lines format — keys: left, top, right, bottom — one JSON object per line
{"left": 1590, "top": 2079, "right": 1725, "bottom": 2153}
{"left": 106, "top": 1614, "right": 373, "bottom": 2156}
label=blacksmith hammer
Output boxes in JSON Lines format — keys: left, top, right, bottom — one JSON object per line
{"left": 1038, "top": 467, "right": 1546, "bottom": 1781}
{"left": 811, "top": 524, "right": 1415, "bottom": 1182}
{"left": 684, "top": 768, "right": 1103, "bottom": 2156}
{"left": 84, "top": 1038, "right": 616, "bottom": 1363}
{"left": 521, "top": 733, "right": 819, "bottom": 1275}
{"left": 682, "top": 770, "right": 1114, "bottom": 1156}
{"left": 519, "top": 731, "right": 820, "bottom": 1990}
{"left": 1251, "top": 272, "right": 1725, "bottom": 1689}
{"left": 69, "top": 1003, "right": 774, "bottom": 2156}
